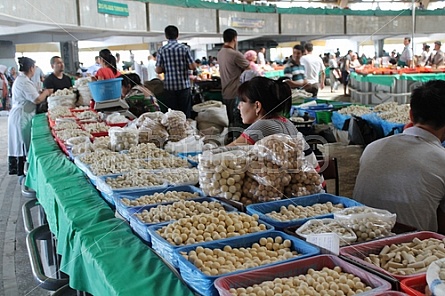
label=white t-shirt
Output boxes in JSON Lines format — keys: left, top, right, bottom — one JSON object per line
{"left": 147, "top": 59, "right": 158, "bottom": 81}
{"left": 300, "top": 54, "right": 326, "bottom": 84}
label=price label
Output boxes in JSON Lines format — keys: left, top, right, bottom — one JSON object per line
{"left": 307, "top": 233, "right": 340, "bottom": 255}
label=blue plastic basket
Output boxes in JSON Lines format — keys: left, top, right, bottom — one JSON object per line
{"left": 128, "top": 197, "right": 238, "bottom": 244}
{"left": 245, "top": 193, "right": 363, "bottom": 229}
{"left": 148, "top": 216, "right": 274, "bottom": 268}
{"left": 177, "top": 152, "right": 202, "bottom": 167}
{"left": 114, "top": 185, "right": 204, "bottom": 221}
{"left": 88, "top": 78, "right": 123, "bottom": 102}
{"left": 175, "top": 231, "right": 320, "bottom": 296}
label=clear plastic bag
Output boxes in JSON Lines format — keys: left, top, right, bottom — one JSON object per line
{"left": 284, "top": 165, "right": 323, "bottom": 197}
{"left": 296, "top": 218, "right": 357, "bottom": 246}
{"left": 254, "top": 133, "right": 305, "bottom": 168}
{"left": 138, "top": 117, "right": 168, "bottom": 148}
{"left": 164, "top": 135, "right": 204, "bottom": 154}
{"left": 243, "top": 134, "right": 318, "bottom": 202}
{"left": 109, "top": 127, "right": 139, "bottom": 152}
{"left": 198, "top": 149, "right": 247, "bottom": 201}
{"left": 161, "top": 109, "right": 187, "bottom": 142}
{"left": 334, "top": 206, "right": 397, "bottom": 242}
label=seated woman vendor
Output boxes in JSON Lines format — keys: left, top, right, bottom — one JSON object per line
{"left": 228, "top": 76, "right": 319, "bottom": 168}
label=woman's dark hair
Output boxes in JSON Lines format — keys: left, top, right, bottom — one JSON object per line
{"left": 411, "top": 80, "right": 445, "bottom": 129}
{"left": 121, "top": 73, "right": 142, "bottom": 88}
{"left": 99, "top": 49, "right": 111, "bottom": 59}
{"left": 238, "top": 76, "right": 291, "bottom": 118}
{"left": 100, "top": 50, "right": 117, "bottom": 75}
{"left": 18, "top": 57, "right": 35, "bottom": 73}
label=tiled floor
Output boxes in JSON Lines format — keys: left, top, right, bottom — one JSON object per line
{"left": 0, "top": 115, "right": 49, "bottom": 296}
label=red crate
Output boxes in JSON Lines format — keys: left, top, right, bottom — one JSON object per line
{"left": 401, "top": 274, "right": 427, "bottom": 296}
{"left": 340, "top": 231, "right": 445, "bottom": 281}
{"left": 214, "top": 255, "right": 392, "bottom": 296}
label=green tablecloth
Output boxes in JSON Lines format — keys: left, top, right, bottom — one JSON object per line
{"left": 264, "top": 70, "right": 284, "bottom": 78}
{"left": 350, "top": 72, "right": 399, "bottom": 86}
{"left": 351, "top": 72, "right": 445, "bottom": 87}
{"left": 25, "top": 114, "right": 194, "bottom": 296}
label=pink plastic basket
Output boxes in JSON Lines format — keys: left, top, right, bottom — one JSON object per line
{"left": 340, "top": 231, "right": 445, "bottom": 281}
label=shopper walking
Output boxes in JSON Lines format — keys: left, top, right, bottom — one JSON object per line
{"left": 300, "top": 42, "right": 325, "bottom": 97}
{"left": 8, "top": 57, "right": 52, "bottom": 175}
{"left": 156, "top": 25, "right": 196, "bottom": 118}
{"left": 217, "top": 28, "right": 250, "bottom": 138}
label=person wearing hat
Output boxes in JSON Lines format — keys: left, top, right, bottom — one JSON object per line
{"left": 8, "top": 57, "right": 53, "bottom": 175}
{"left": 418, "top": 43, "right": 431, "bottom": 67}
{"left": 427, "top": 41, "right": 444, "bottom": 68}
{"left": 397, "top": 37, "right": 413, "bottom": 68}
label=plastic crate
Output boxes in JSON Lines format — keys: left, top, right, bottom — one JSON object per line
{"left": 96, "top": 174, "right": 168, "bottom": 206}
{"left": 400, "top": 274, "right": 426, "bottom": 296}
{"left": 128, "top": 197, "right": 238, "bottom": 244}
{"left": 177, "top": 152, "right": 201, "bottom": 167}
{"left": 315, "top": 110, "right": 332, "bottom": 124}
{"left": 175, "top": 231, "right": 320, "bottom": 296}
{"left": 147, "top": 217, "right": 274, "bottom": 268}
{"left": 114, "top": 185, "right": 204, "bottom": 221}
{"left": 340, "top": 231, "right": 445, "bottom": 281}
{"left": 296, "top": 104, "right": 333, "bottom": 120}
{"left": 214, "top": 254, "right": 392, "bottom": 296}
{"left": 245, "top": 193, "right": 363, "bottom": 229}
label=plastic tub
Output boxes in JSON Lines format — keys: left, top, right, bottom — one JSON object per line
{"left": 245, "top": 193, "right": 363, "bottom": 229}
{"left": 88, "top": 78, "right": 123, "bottom": 102}
{"left": 214, "top": 254, "right": 392, "bottom": 296}
{"left": 340, "top": 231, "right": 445, "bottom": 281}
{"left": 128, "top": 197, "right": 237, "bottom": 244}
{"left": 400, "top": 274, "right": 426, "bottom": 296}
{"left": 175, "top": 231, "right": 320, "bottom": 296}
{"left": 148, "top": 217, "right": 274, "bottom": 268}
{"left": 114, "top": 185, "right": 204, "bottom": 221}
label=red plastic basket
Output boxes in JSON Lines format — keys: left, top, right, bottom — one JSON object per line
{"left": 340, "top": 231, "right": 445, "bottom": 281}
{"left": 214, "top": 255, "right": 392, "bottom": 296}
{"left": 400, "top": 274, "right": 427, "bottom": 296}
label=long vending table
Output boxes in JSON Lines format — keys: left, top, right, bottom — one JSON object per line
{"left": 25, "top": 114, "right": 194, "bottom": 296}
{"left": 349, "top": 72, "right": 445, "bottom": 105}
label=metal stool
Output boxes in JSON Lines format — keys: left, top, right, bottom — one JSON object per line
{"left": 26, "top": 224, "right": 68, "bottom": 291}
{"left": 22, "top": 199, "right": 47, "bottom": 234}
{"left": 52, "top": 284, "right": 92, "bottom": 296}
{"left": 22, "top": 162, "right": 36, "bottom": 199}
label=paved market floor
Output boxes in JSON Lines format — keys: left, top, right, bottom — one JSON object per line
{"left": 0, "top": 86, "right": 359, "bottom": 296}
{"left": 0, "top": 115, "right": 50, "bottom": 296}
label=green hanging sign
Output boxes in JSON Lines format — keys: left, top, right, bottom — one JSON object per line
{"left": 97, "top": 0, "right": 129, "bottom": 16}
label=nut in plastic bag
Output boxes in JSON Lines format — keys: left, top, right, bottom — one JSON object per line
{"left": 334, "top": 206, "right": 396, "bottom": 242}
{"left": 198, "top": 149, "right": 247, "bottom": 201}
{"left": 109, "top": 127, "right": 139, "bottom": 152}
{"left": 296, "top": 218, "right": 357, "bottom": 246}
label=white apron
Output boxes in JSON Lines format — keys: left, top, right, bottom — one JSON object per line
{"left": 7, "top": 74, "right": 39, "bottom": 157}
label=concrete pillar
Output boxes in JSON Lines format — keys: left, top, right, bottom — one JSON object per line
{"left": 374, "top": 39, "right": 384, "bottom": 58}
{"left": 59, "top": 41, "right": 79, "bottom": 76}
{"left": 0, "top": 41, "right": 17, "bottom": 69}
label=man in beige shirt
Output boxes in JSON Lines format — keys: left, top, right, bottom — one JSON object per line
{"left": 427, "top": 41, "right": 444, "bottom": 67}
{"left": 217, "top": 28, "right": 250, "bottom": 134}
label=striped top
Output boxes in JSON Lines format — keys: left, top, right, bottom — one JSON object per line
{"left": 283, "top": 61, "right": 306, "bottom": 83}
{"left": 156, "top": 40, "right": 194, "bottom": 91}
{"left": 242, "top": 117, "right": 298, "bottom": 145}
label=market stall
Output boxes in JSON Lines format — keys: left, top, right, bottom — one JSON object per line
{"left": 25, "top": 114, "right": 195, "bottom": 296}
{"left": 349, "top": 71, "right": 445, "bottom": 105}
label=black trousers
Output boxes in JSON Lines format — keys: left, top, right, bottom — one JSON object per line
{"left": 9, "top": 156, "right": 25, "bottom": 176}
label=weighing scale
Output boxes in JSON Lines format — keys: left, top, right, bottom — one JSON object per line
{"left": 93, "top": 98, "right": 137, "bottom": 120}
